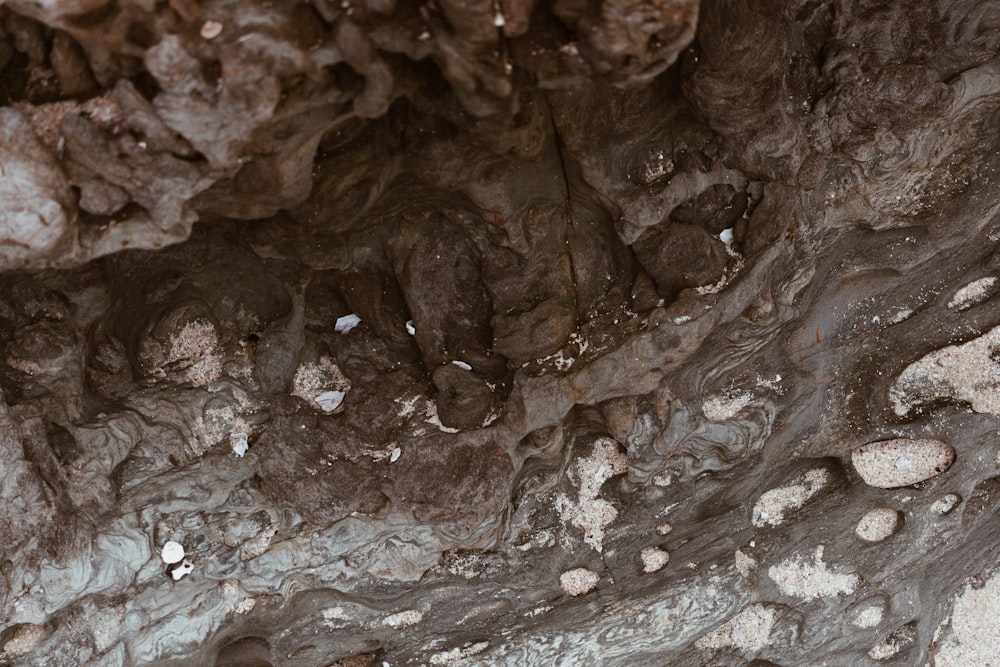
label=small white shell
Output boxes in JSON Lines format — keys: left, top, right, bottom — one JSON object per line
{"left": 314, "top": 390, "right": 345, "bottom": 413}
{"left": 161, "top": 540, "right": 185, "bottom": 564}
{"left": 405, "top": 320, "right": 415, "bottom": 335}
{"left": 451, "top": 360, "right": 472, "bottom": 371}
{"left": 171, "top": 558, "right": 194, "bottom": 581}
{"left": 200, "top": 20, "right": 223, "bottom": 40}
{"left": 390, "top": 447, "right": 401, "bottom": 463}
{"left": 335, "top": 314, "right": 361, "bottom": 334}
{"left": 230, "top": 432, "right": 248, "bottom": 457}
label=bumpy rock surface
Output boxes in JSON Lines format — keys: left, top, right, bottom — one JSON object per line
{"left": 1, "top": 0, "right": 1000, "bottom": 665}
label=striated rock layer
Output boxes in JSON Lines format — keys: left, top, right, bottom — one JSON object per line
{"left": 0, "top": 0, "right": 999, "bottom": 665}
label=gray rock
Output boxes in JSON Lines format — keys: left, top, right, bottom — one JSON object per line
{"left": 0, "top": 1, "right": 999, "bottom": 665}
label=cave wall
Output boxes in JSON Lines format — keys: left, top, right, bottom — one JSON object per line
{"left": 0, "top": 0, "right": 999, "bottom": 665}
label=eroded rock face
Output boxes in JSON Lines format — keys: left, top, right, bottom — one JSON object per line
{"left": 1, "top": 0, "right": 1000, "bottom": 665}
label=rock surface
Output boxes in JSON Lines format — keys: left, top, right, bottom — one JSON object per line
{"left": 0, "top": 0, "right": 999, "bottom": 665}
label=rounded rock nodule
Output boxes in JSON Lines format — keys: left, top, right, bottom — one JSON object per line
{"left": 856, "top": 508, "right": 901, "bottom": 542}
{"left": 560, "top": 568, "right": 599, "bottom": 596}
{"left": 931, "top": 493, "right": 962, "bottom": 515}
{"left": 852, "top": 438, "right": 955, "bottom": 488}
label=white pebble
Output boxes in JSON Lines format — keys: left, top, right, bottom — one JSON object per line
{"left": 314, "top": 390, "right": 345, "bottom": 413}
{"left": 334, "top": 313, "right": 361, "bottom": 334}
{"left": 390, "top": 447, "right": 401, "bottom": 463}
{"left": 560, "top": 568, "right": 599, "bottom": 596}
{"left": 640, "top": 546, "right": 669, "bottom": 573}
{"left": 719, "top": 228, "right": 734, "bottom": 245}
{"left": 171, "top": 558, "right": 193, "bottom": 581}
{"left": 855, "top": 508, "right": 900, "bottom": 542}
{"left": 852, "top": 439, "right": 954, "bottom": 488}
{"left": 160, "top": 540, "right": 185, "bottom": 564}
{"left": 451, "top": 360, "right": 472, "bottom": 371}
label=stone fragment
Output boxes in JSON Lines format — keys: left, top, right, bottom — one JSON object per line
{"left": 703, "top": 391, "right": 754, "bottom": 421}
{"left": 735, "top": 549, "right": 757, "bottom": 579}
{"left": 868, "top": 623, "right": 916, "bottom": 661}
{"left": 554, "top": 438, "right": 629, "bottom": 552}
{"left": 752, "top": 468, "right": 830, "bottom": 527}
{"left": 852, "top": 439, "right": 954, "bottom": 488}
{"left": 138, "top": 317, "right": 223, "bottom": 387}
{"left": 559, "top": 568, "right": 599, "bottom": 596}
{"left": 429, "top": 642, "right": 489, "bottom": 665}
{"left": 695, "top": 604, "right": 775, "bottom": 654}
{"left": 431, "top": 363, "right": 496, "bottom": 430}
{"left": 930, "top": 493, "right": 961, "bottom": 515}
{"left": 632, "top": 223, "right": 729, "bottom": 299}
{"left": 962, "top": 475, "right": 1000, "bottom": 526}
{"left": 670, "top": 183, "right": 747, "bottom": 233}
{"left": 947, "top": 276, "right": 996, "bottom": 310}
{"left": 768, "top": 546, "right": 859, "bottom": 600}
{"left": 890, "top": 326, "right": 1000, "bottom": 416}
{"left": 0, "top": 623, "right": 46, "bottom": 658}
{"left": 50, "top": 31, "right": 96, "bottom": 97}
{"left": 382, "top": 610, "right": 422, "bottom": 628}
{"left": 855, "top": 508, "right": 901, "bottom": 542}
{"left": 850, "top": 602, "right": 885, "bottom": 629}
{"left": 640, "top": 546, "right": 669, "bottom": 573}
{"left": 934, "top": 571, "right": 1000, "bottom": 665}
{"left": 390, "top": 438, "right": 512, "bottom": 535}
{"left": 0, "top": 108, "right": 73, "bottom": 271}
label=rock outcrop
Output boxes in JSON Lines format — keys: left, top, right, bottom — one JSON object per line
{"left": 1, "top": 0, "right": 999, "bottom": 665}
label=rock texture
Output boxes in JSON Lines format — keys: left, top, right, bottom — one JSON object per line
{"left": 0, "top": 0, "right": 999, "bottom": 665}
